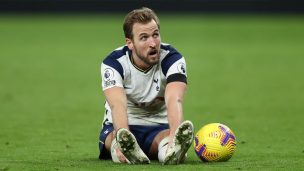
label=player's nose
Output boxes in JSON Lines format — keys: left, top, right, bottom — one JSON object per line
{"left": 148, "top": 37, "right": 156, "bottom": 48}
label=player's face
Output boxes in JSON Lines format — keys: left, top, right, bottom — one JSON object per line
{"left": 126, "top": 20, "right": 161, "bottom": 70}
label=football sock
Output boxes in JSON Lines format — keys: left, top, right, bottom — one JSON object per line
{"left": 110, "top": 139, "right": 121, "bottom": 163}
{"left": 158, "top": 136, "right": 169, "bottom": 162}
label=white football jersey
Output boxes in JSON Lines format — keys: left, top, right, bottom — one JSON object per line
{"left": 101, "top": 43, "right": 187, "bottom": 126}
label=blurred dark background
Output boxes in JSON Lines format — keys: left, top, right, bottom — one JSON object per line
{"left": 0, "top": 0, "right": 303, "bottom": 13}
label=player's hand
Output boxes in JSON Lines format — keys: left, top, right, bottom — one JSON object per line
{"left": 115, "top": 147, "right": 128, "bottom": 163}
{"left": 111, "top": 130, "right": 128, "bottom": 163}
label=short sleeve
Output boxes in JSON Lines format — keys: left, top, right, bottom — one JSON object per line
{"left": 165, "top": 57, "right": 187, "bottom": 79}
{"left": 101, "top": 63, "right": 124, "bottom": 90}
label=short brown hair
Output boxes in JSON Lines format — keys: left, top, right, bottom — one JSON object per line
{"left": 123, "top": 7, "right": 160, "bottom": 39}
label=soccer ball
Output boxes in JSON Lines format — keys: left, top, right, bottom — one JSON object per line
{"left": 194, "top": 123, "right": 237, "bottom": 162}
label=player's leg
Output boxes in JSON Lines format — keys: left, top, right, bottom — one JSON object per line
{"left": 148, "top": 129, "right": 170, "bottom": 160}
{"left": 99, "top": 123, "right": 129, "bottom": 163}
{"left": 115, "top": 128, "right": 150, "bottom": 164}
{"left": 99, "top": 122, "right": 114, "bottom": 160}
{"left": 148, "top": 121, "right": 194, "bottom": 164}
{"left": 163, "top": 120, "right": 194, "bottom": 165}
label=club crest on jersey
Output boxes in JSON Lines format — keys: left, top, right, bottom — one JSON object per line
{"left": 153, "top": 78, "right": 160, "bottom": 91}
{"left": 177, "top": 62, "right": 186, "bottom": 74}
{"left": 103, "top": 68, "right": 116, "bottom": 87}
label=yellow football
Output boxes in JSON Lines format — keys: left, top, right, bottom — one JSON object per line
{"left": 194, "top": 123, "right": 237, "bottom": 162}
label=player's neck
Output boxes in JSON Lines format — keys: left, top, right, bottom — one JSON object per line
{"left": 130, "top": 55, "right": 153, "bottom": 73}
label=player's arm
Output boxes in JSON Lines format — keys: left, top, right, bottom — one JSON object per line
{"left": 165, "top": 81, "right": 187, "bottom": 141}
{"left": 161, "top": 45, "right": 188, "bottom": 147}
{"left": 104, "top": 87, "right": 129, "bottom": 132}
{"left": 103, "top": 86, "right": 129, "bottom": 163}
{"left": 101, "top": 62, "right": 128, "bottom": 132}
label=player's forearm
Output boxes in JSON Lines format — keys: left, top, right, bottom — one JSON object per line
{"left": 104, "top": 87, "right": 129, "bottom": 132}
{"left": 166, "top": 97, "right": 184, "bottom": 136}
{"left": 110, "top": 104, "right": 129, "bottom": 131}
{"left": 165, "top": 82, "right": 187, "bottom": 136}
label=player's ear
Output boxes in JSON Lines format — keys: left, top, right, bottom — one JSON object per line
{"left": 126, "top": 38, "right": 133, "bottom": 50}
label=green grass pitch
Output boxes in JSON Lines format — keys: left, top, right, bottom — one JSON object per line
{"left": 0, "top": 13, "right": 304, "bottom": 170}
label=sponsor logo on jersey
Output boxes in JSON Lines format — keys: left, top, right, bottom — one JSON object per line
{"left": 104, "top": 80, "right": 116, "bottom": 87}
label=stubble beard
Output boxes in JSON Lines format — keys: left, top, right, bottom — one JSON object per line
{"left": 134, "top": 47, "right": 160, "bottom": 66}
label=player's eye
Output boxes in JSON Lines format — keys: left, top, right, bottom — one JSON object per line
{"left": 140, "top": 35, "right": 148, "bottom": 41}
{"left": 153, "top": 33, "right": 159, "bottom": 38}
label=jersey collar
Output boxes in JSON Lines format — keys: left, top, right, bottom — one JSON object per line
{"left": 129, "top": 52, "right": 153, "bottom": 73}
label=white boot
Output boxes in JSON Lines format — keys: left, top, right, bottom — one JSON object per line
{"left": 163, "top": 120, "right": 194, "bottom": 165}
{"left": 116, "top": 128, "right": 150, "bottom": 164}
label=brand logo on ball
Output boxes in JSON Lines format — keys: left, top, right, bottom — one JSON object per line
{"left": 177, "top": 62, "right": 186, "bottom": 74}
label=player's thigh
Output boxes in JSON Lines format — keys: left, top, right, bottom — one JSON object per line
{"left": 105, "top": 132, "right": 114, "bottom": 151}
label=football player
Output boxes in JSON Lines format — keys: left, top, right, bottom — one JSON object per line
{"left": 98, "top": 7, "right": 194, "bottom": 164}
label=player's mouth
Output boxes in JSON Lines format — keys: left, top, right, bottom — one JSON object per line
{"left": 148, "top": 49, "right": 158, "bottom": 58}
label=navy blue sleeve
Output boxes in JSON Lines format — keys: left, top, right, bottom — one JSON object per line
{"left": 160, "top": 44, "right": 183, "bottom": 77}
{"left": 102, "top": 46, "right": 129, "bottom": 79}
